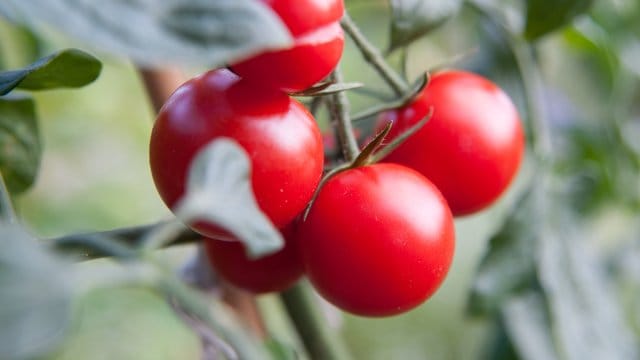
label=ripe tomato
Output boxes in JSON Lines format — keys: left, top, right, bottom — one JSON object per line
{"left": 231, "top": 0, "right": 345, "bottom": 92}
{"left": 204, "top": 223, "right": 303, "bottom": 293}
{"left": 298, "top": 163, "right": 455, "bottom": 317}
{"left": 378, "top": 71, "right": 525, "bottom": 216}
{"left": 150, "top": 69, "right": 324, "bottom": 237}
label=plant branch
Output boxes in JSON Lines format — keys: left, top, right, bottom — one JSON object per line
{"left": 351, "top": 73, "right": 428, "bottom": 123}
{"left": 48, "top": 221, "right": 200, "bottom": 260}
{"left": 138, "top": 67, "right": 185, "bottom": 113}
{"left": 160, "top": 275, "right": 269, "bottom": 360}
{"left": 280, "top": 282, "right": 352, "bottom": 360}
{"left": 341, "top": 13, "right": 409, "bottom": 96}
{"left": 0, "top": 172, "right": 16, "bottom": 223}
{"left": 328, "top": 69, "right": 359, "bottom": 161}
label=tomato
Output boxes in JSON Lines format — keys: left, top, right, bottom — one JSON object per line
{"left": 298, "top": 163, "right": 455, "bottom": 317}
{"left": 231, "top": 0, "right": 345, "bottom": 92}
{"left": 150, "top": 69, "right": 324, "bottom": 237}
{"left": 377, "top": 71, "right": 525, "bottom": 216}
{"left": 204, "top": 223, "right": 303, "bottom": 293}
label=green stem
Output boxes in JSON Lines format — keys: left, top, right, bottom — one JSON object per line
{"left": 350, "top": 73, "right": 429, "bottom": 123}
{"left": 0, "top": 172, "right": 16, "bottom": 223}
{"left": 160, "top": 276, "right": 269, "bottom": 360}
{"left": 399, "top": 46, "right": 409, "bottom": 80}
{"left": 370, "top": 107, "right": 433, "bottom": 163}
{"left": 49, "top": 222, "right": 200, "bottom": 260}
{"left": 341, "top": 13, "right": 409, "bottom": 96}
{"left": 328, "top": 69, "right": 359, "bottom": 161}
{"left": 280, "top": 282, "right": 352, "bottom": 360}
{"left": 508, "top": 38, "right": 553, "bottom": 164}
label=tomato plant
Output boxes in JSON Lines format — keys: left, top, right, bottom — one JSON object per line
{"left": 298, "top": 163, "right": 455, "bottom": 317}
{"left": 378, "top": 71, "right": 525, "bottom": 216}
{"left": 149, "top": 69, "right": 324, "bottom": 238}
{"left": 204, "top": 223, "right": 303, "bottom": 293}
{"left": 4, "top": 0, "right": 636, "bottom": 359}
{"left": 230, "top": 0, "right": 345, "bottom": 92}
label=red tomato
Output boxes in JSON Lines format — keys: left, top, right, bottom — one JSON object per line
{"left": 378, "top": 71, "right": 525, "bottom": 216}
{"left": 298, "top": 163, "right": 455, "bottom": 317}
{"left": 150, "top": 69, "right": 324, "bottom": 237}
{"left": 204, "top": 223, "right": 303, "bottom": 293}
{"left": 231, "top": 0, "right": 345, "bottom": 92}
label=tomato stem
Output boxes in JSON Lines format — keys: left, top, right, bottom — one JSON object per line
{"left": 280, "top": 282, "right": 353, "bottom": 360}
{"left": 341, "top": 13, "right": 410, "bottom": 97}
{"left": 351, "top": 121, "right": 392, "bottom": 168}
{"left": 48, "top": 221, "right": 200, "bottom": 260}
{"left": 159, "top": 275, "right": 269, "bottom": 360}
{"left": 328, "top": 68, "right": 360, "bottom": 161}
{"left": 350, "top": 73, "right": 429, "bottom": 123}
{"left": 370, "top": 107, "right": 434, "bottom": 164}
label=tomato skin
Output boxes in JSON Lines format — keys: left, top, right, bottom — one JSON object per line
{"left": 150, "top": 69, "right": 324, "bottom": 237}
{"left": 298, "top": 163, "right": 455, "bottom": 317}
{"left": 231, "top": 0, "right": 345, "bottom": 92}
{"left": 264, "top": 0, "right": 344, "bottom": 36}
{"left": 204, "top": 224, "right": 303, "bottom": 293}
{"left": 378, "top": 71, "right": 525, "bottom": 216}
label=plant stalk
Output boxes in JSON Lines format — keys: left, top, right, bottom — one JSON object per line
{"left": 328, "top": 69, "right": 359, "bottom": 162}
{"left": 341, "top": 13, "right": 409, "bottom": 96}
{"left": 280, "top": 282, "right": 352, "bottom": 360}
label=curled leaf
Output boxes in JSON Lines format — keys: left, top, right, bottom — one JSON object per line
{"left": 175, "top": 138, "right": 283, "bottom": 259}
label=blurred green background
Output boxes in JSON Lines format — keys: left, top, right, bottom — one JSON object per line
{"left": 1, "top": 0, "right": 639, "bottom": 359}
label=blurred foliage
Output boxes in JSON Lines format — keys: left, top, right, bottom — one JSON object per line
{"left": 0, "top": 0, "right": 638, "bottom": 359}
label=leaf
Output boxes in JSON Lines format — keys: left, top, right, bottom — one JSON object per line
{"left": 0, "top": 49, "right": 101, "bottom": 95}
{"left": 524, "top": 0, "right": 595, "bottom": 40}
{"left": 292, "top": 82, "right": 363, "bottom": 97}
{"left": 537, "top": 212, "right": 640, "bottom": 360}
{"left": 501, "top": 293, "right": 558, "bottom": 360}
{"left": 468, "top": 0, "right": 525, "bottom": 35}
{"left": 0, "top": 95, "right": 41, "bottom": 193}
{"left": 0, "top": 0, "right": 293, "bottom": 68}
{"left": 0, "top": 222, "right": 75, "bottom": 360}
{"left": 467, "top": 190, "right": 539, "bottom": 316}
{"left": 388, "top": 0, "right": 462, "bottom": 52}
{"left": 175, "top": 138, "right": 283, "bottom": 259}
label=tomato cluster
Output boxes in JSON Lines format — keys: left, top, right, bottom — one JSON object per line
{"left": 149, "top": 0, "right": 524, "bottom": 318}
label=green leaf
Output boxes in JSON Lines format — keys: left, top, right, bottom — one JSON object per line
{"left": 467, "top": 190, "right": 539, "bottom": 316}
{"left": 0, "top": 222, "right": 75, "bottom": 360}
{"left": 0, "top": 0, "right": 293, "bottom": 68}
{"left": 0, "top": 95, "right": 41, "bottom": 193}
{"left": 467, "top": 0, "right": 526, "bottom": 35}
{"left": 175, "top": 139, "right": 283, "bottom": 259}
{"left": 501, "top": 293, "right": 557, "bottom": 360}
{"left": 388, "top": 0, "right": 462, "bottom": 52}
{"left": 524, "top": 0, "right": 594, "bottom": 40}
{"left": 0, "top": 49, "right": 101, "bottom": 95}
{"left": 536, "top": 212, "right": 639, "bottom": 360}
